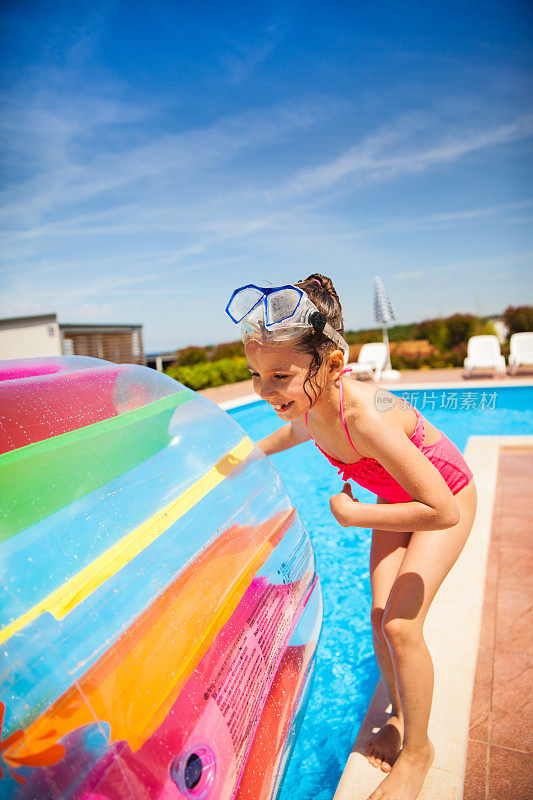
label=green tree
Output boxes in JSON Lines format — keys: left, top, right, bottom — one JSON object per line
{"left": 502, "top": 306, "right": 533, "bottom": 337}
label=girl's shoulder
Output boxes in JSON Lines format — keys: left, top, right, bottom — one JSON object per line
{"left": 342, "top": 379, "right": 416, "bottom": 439}
{"left": 342, "top": 378, "right": 395, "bottom": 417}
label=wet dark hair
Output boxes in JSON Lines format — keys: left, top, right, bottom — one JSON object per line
{"left": 294, "top": 273, "right": 346, "bottom": 406}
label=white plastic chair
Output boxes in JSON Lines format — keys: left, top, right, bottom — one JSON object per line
{"left": 464, "top": 335, "right": 506, "bottom": 377}
{"left": 347, "top": 342, "right": 388, "bottom": 381}
{"left": 509, "top": 332, "right": 533, "bottom": 375}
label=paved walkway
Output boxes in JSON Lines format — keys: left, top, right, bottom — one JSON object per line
{"left": 464, "top": 446, "right": 533, "bottom": 800}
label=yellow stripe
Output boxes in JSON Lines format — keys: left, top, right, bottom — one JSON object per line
{"left": 0, "top": 436, "right": 255, "bottom": 646}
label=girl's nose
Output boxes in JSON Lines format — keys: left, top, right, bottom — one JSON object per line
{"left": 258, "top": 381, "right": 277, "bottom": 402}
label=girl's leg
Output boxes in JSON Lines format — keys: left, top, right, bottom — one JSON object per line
{"left": 368, "top": 479, "right": 477, "bottom": 800}
{"left": 367, "top": 500, "right": 411, "bottom": 772}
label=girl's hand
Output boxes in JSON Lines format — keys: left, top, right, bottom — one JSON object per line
{"left": 330, "top": 482, "right": 359, "bottom": 527}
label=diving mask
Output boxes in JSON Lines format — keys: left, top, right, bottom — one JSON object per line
{"left": 225, "top": 284, "right": 349, "bottom": 361}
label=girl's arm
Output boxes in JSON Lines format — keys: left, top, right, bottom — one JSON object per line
{"left": 331, "top": 483, "right": 459, "bottom": 531}
{"left": 330, "top": 408, "right": 461, "bottom": 532}
{"left": 257, "top": 418, "right": 311, "bottom": 456}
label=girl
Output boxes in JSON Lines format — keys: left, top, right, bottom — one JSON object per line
{"left": 225, "top": 274, "right": 477, "bottom": 800}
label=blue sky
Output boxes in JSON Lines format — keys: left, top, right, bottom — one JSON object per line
{"left": 1, "top": 1, "right": 532, "bottom": 352}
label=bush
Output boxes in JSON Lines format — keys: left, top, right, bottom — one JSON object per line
{"left": 389, "top": 341, "right": 467, "bottom": 370}
{"left": 345, "top": 322, "right": 417, "bottom": 345}
{"left": 502, "top": 306, "right": 533, "bottom": 336}
{"left": 444, "top": 314, "right": 478, "bottom": 348}
{"left": 390, "top": 352, "right": 444, "bottom": 370}
{"left": 412, "top": 318, "right": 450, "bottom": 352}
{"left": 173, "top": 345, "right": 209, "bottom": 366}
{"left": 473, "top": 320, "right": 498, "bottom": 337}
{"left": 349, "top": 340, "right": 435, "bottom": 365}
{"left": 413, "top": 313, "right": 483, "bottom": 352}
{"left": 445, "top": 342, "right": 468, "bottom": 367}
{"left": 165, "top": 357, "right": 250, "bottom": 390}
{"left": 211, "top": 341, "right": 245, "bottom": 360}
{"left": 216, "top": 358, "right": 250, "bottom": 384}
{"left": 386, "top": 323, "right": 418, "bottom": 342}
{"left": 390, "top": 339, "right": 435, "bottom": 357}
{"left": 345, "top": 328, "right": 380, "bottom": 346}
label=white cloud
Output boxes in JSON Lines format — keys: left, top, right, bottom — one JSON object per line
{"left": 2, "top": 76, "right": 532, "bottom": 348}
{"left": 394, "top": 250, "right": 533, "bottom": 282}
{"left": 273, "top": 113, "right": 533, "bottom": 199}
{"left": 0, "top": 91, "right": 338, "bottom": 229}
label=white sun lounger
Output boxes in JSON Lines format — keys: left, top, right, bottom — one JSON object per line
{"left": 347, "top": 342, "right": 388, "bottom": 381}
{"left": 464, "top": 335, "right": 506, "bottom": 378}
{"left": 509, "top": 331, "right": 533, "bottom": 375}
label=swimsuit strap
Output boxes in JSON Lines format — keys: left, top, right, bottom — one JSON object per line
{"left": 410, "top": 407, "right": 426, "bottom": 447}
{"left": 339, "top": 376, "right": 362, "bottom": 457}
{"left": 305, "top": 372, "right": 362, "bottom": 457}
{"left": 306, "top": 373, "right": 427, "bottom": 462}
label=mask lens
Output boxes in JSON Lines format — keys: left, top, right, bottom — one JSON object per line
{"left": 227, "top": 286, "right": 264, "bottom": 322}
{"left": 265, "top": 288, "right": 302, "bottom": 326}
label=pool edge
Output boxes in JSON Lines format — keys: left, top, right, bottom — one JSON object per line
{"left": 332, "top": 433, "right": 533, "bottom": 800}
{"left": 214, "top": 381, "right": 533, "bottom": 411}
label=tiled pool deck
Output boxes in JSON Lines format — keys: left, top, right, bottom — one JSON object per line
{"left": 463, "top": 446, "right": 533, "bottom": 800}
{"left": 199, "top": 367, "right": 533, "bottom": 800}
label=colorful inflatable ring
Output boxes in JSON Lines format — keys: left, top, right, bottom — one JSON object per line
{"left": 0, "top": 356, "right": 322, "bottom": 799}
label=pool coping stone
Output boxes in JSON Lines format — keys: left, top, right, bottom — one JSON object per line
{"left": 212, "top": 379, "right": 533, "bottom": 411}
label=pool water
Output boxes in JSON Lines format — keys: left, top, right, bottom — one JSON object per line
{"left": 229, "top": 386, "right": 533, "bottom": 800}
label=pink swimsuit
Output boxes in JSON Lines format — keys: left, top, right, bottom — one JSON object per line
{"left": 305, "top": 379, "right": 473, "bottom": 503}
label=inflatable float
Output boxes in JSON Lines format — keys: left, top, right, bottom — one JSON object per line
{"left": 0, "top": 356, "right": 322, "bottom": 799}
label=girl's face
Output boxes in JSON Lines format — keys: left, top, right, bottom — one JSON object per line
{"left": 245, "top": 340, "right": 323, "bottom": 420}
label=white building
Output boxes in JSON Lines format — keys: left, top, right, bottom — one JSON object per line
{"left": 0, "top": 314, "right": 144, "bottom": 365}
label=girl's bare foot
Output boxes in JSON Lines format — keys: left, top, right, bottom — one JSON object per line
{"left": 367, "top": 739, "right": 434, "bottom": 800}
{"left": 366, "top": 715, "right": 404, "bottom": 772}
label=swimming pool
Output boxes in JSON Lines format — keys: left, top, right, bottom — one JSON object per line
{"left": 229, "top": 385, "right": 533, "bottom": 800}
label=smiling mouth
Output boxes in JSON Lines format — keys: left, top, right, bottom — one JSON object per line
{"left": 273, "top": 401, "right": 293, "bottom": 412}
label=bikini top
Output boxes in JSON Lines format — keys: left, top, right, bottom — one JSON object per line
{"left": 304, "top": 377, "right": 426, "bottom": 483}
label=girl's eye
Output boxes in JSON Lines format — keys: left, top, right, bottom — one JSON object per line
{"left": 274, "top": 374, "right": 289, "bottom": 380}
{"left": 249, "top": 371, "right": 259, "bottom": 378}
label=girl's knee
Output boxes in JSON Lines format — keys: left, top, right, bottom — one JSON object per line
{"left": 382, "top": 613, "right": 424, "bottom": 650}
{"left": 371, "top": 606, "right": 386, "bottom": 641}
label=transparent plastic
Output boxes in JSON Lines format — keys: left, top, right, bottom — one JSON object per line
{"left": 0, "top": 356, "right": 322, "bottom": 799}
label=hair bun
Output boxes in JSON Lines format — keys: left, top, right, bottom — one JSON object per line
{"left": 300, "top": 273, "right": 342, "bottom": 309}
{"left": 295, "top": 273, "right": 344, "bottom": 336}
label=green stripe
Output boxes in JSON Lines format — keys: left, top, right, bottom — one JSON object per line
{"left": 0, "top": 389, "right": 193, "bottom": 467}
{"left": 0, "top": 389, "right": 194, "bottom": 543}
